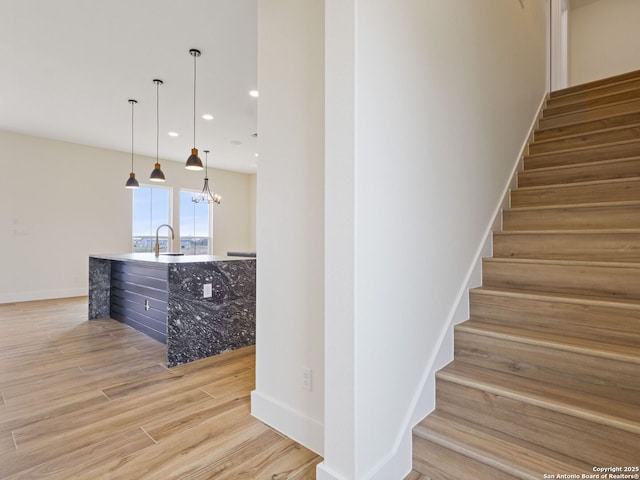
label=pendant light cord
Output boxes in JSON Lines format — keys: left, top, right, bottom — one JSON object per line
{"left": 131, "top": 100, "right": 135, "bottom": 170}
{"left": 156, "top": 81, "right": 160, "bottom": 162}
{"left": 193, "top": 52, "right": 197, "bottom": 149}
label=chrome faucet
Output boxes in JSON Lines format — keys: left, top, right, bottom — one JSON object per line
{"left": 154, "top": 224, "right": 175, "bottom": 257}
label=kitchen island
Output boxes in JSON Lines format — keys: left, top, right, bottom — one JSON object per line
{"left": 89, "top": 253, "right": 256, "bottom": 367}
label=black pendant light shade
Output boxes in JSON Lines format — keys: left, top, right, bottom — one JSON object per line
{"left": 185, "top": 49, "right": 203, "bottom": 170}
{"left": 149, "top": 79, "right": 166, "bottom": 182}
{"left": 125, "top": 99, "right": 140, "bottom": 189}
{"left": 186, "top": 148, "right": 202, "bottom": 170}
{"left": 150, "top": 163, "right": 165, "bottom": 181}
{"left": 125, "top": 172, "right": 139, "bottom": 188}
{"left": 149, "top": 164, "right": 165, "bottom": 180}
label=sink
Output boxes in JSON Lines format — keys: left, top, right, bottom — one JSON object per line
{"left": 160, "top": 253, "right": 185, "bottom": 256}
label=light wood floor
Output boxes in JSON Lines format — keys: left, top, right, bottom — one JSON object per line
{"left": 0, "top": 297, "right": 322, "bottom": 479}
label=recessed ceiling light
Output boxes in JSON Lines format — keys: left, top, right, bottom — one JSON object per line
{"left": 249, "top": 90, "right": 259, "bottom": 98}
{"left": 254, "top": 153, "right": 259, "bottom": 157}
{"left": 168, "top": 132, "right": 179, "bottom": 137}
{"left": 202, "top": 114, "right": 214, "bottom": 120}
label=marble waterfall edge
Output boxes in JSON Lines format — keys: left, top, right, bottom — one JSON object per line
{"left": 167, "top": 259, "right": 256, "bottom": 367}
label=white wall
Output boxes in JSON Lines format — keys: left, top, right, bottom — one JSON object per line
{"left": 248, "top": 173, "right": 257, "bottom": 252}
{"left": 551, "top": 0, "right": 569, "bottom": 91}
{"left": 321, "top": 1, "right": 547, "bottom": 479}
{"left": 0, "top": 130, "right": 255, "bottom": 303}
{"left": 251, "top": 0, "right": 325, "bottom": 454}
{"left": 322, "top": 0, "right": 357, "bottom": 476}
{"left": 253, "top": 0, "right": 546, "bottom": 477}
{"left": 569, "top": 0, "right": 640, "bottom": 85}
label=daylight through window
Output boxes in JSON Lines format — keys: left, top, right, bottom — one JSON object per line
{"left": 180, "top": 190, "right": 211, "bottom": 255}
{"left": 132, "top": 185, "right": 172, "bottom": 252}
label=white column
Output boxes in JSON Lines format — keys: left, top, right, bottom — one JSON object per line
{"left": 252, "top": 0, "right": 326, "bottom": 455}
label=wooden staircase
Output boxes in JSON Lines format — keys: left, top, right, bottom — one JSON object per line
{"left": 411, "top": 70, "right": 640, "bottom": 479}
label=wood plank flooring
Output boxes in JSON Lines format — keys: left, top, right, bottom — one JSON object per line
{"left": 0, "top": 297, "right": 322, "bottom": 479}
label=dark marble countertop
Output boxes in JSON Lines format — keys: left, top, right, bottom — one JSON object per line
{"left": 89, "top": 253, "right": 253, "bottom": 265}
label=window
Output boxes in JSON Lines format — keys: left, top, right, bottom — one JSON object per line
{"left": 180, "top": 190, "right": 211, "bottom": 255}
{"left": 132, "top": 185, "right": 172, "bottom": 252}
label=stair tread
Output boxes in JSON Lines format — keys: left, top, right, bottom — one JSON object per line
{"left": 539, "top": 99, "right": 640, "bottom": 130}
{"left": 532, "top": 122, "right": 640, "bottom": 146}
{"left": 415, "top": 412, "right": 592, "bottom": 479}
{"left": 457, "top": 319, "right": 640, "bottom": 364}
{"left": 514, "top": 175, "right": 640, "bottom": 192}
{"left": 544, "top": 95, "right": 640, "bottom": 119}
{"left": 472, "top": 285, "right": 640, "bottom": 311}
{"left": 519, "top": 154, "right": 640, "bottom": 174}
{"left": 437, "top": 362, "right": 640, "bottom": 433}
{"left": 502, "top": 204, "right": 640, "bottom": 230}
{"left": 525, "top": 137, "right": 640, "bottom": 160}
{"left": 484, "top": 256, "right": 640, "bottom": 269}
{"left": 492, "top": 228, "right": 640, "bottom": 260}
{"left": 550, "top": 69, "right": 640, "bottom": 99}
{"left": 469, "top": 287, "right": 640, "bottom": 348}
{"left": 517, "top": 160, "right": 640, "bottom": 189}
{"left": 546, "top": 87, "right": 640, "bottom": 112}
{"left": 494, "top": 228, "right": 640, "bottom": 235}
{"left": 483, "top": 257, "right": 640, "bottom": 302}
{"left": 535, "top": 112, "right": 640, "bottom": 139}
{"left": 549, "top": 77, "right": 640, "bottom": 99}
{"left": 505, "top": 199, "right": 640, "bottom": 212}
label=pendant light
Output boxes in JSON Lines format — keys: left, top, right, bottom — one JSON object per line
{"left": 193, "top": 150, "right": 222, "bottom": 204}
{"left": 185, "top": 49, "right": 203, "bottom": 170}
{"left": 125, "top": 99, "right": 140, "bottom": 189}
{"left": 149, "top": 79, "right": 166, "bottom": 182}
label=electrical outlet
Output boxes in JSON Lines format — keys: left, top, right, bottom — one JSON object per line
{"left": 203, "top": 283, "right": 212, "bottom": 298}
{"left": 302, "top": 367, "right": 312, "bottom": 392}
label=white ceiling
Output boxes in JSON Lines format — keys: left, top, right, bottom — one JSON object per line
{"left": 0, "top": 0, "right": 258, "bottom": 173}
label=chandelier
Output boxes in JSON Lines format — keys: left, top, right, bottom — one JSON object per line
{"left": 192, "top": 150, "right": 221, "bottom": 204}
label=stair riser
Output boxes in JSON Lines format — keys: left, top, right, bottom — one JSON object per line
{"left": 546, "top": 78, "right": 640, "bottom": 109}
{"left": 550, "top": 70, "right": 640, "bottom": 99}
{"left": 413, "top": 436, "right": 520, "bottom": 480}
{"left": 535, "top": 112, "right": 640, "bottom": 142}
{"left": 436, "top": 378, "right": 640, "bottom": 466}
{"left": 454, "top": 330, "right": 640, "bottom": 403}
{"left": 510, "top": 179, "right": 640, "bottom": 207}
{"left": 469, "top": 291, "right": 640, "bottom": 346}
{"left": 544, "top": 89, "right": 640, "bottom": 118}
{"left": 492, "top": 232, "right": 640, "bottom": 262}
{"left": 518, "top": 158, "right": 640, "bottom": 187}
{"left": 503, "top": 204, "right": 640, "bottom": 231}
{"left": 529, "top": 126, "right": 640, "bottom": 155}
{"left": 524, "top": 141, "right": 640, "bottom": 170}
{"left": 539, "top": 99, "right": 640, "bottom": 130}
{"left": 483, "top": 259, "right": 640, "bottom": 300}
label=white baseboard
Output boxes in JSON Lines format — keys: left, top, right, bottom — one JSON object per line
{"left": 315, "top": 430, "right": 411, "bottom": 480}
{"left": 316, "top": 462, "right": 344, "bottom": 480}
{"left": 0, "top": 287, "right": 88, "bottom": 305}
{"left": 250, "top": 389, "right": 324, "bottom": 455}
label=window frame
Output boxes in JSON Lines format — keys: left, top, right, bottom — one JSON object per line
{"left": 179, "top": 188, "right": 213, "bottom": 255}
{"left": 131, "top": 184, "right": 174, "bottom": 253}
